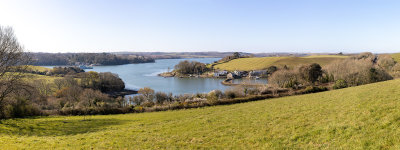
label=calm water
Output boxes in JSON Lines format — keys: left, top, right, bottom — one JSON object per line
{"left": 46, "top": 58, "right": 267, "bottom": 95}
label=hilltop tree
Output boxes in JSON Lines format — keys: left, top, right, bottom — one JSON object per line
{"left": 233, "top": 52, "right": 241, "bottom": 58}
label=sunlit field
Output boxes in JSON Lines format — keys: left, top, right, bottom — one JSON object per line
{"left": 391, "top": 53, "right": 400, "bottom": 62}
{"left": 214, "top": 55, "right": 347, "bottom": 71}
{"left": 1, "top": 79, "right": 400, "bottom": 149}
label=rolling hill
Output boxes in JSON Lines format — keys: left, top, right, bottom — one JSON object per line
{"left": 214, "top": 55, "right": 348, "bottom": 71}
{"left": 1, "top": 78, "right": 400, "bottom": 149}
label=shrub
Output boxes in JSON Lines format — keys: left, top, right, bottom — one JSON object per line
{"left": 333, "top": 79, "right": 348, "bottom": 89}
{"left": 225, "top": 90, "right": 237, "bottom": 99}
{"left": 319, "top": 73, "right": 334, "bottom": 83}
{"left": 377, "top": 54, "right": 395, "bottom": 71}
{"left": 77, "top": 89, "right": 112, "bottom": 109}
{"left": 301, "top": 86, "right": 328, "bottom": 94}
{"left": 134, "top": 106, "right": 144, "bottom": 112}
{"left": 351, "top": 52, "right": 375, "bottom": 61}
{"left": 1, "top": 97, "right": 41, "bottom": 119}
{"left": 224, "top": 87, "right": 244, "bottom": 99}
{"left": 142, "top": 101, "right": 155, "bottom": 107}
{"left": 206, "top": 90, "right": 222, "bottom": 105}
{"left": 155, "top": 92, "right": 168, "bottom": 104}
{"left": 368, "top": 67, "right": 393, "bottom": 83}
{"left": 266, "top": 66, "right": 278, "bottom": 74}
{"left": 298, "top": 63, "right": 323, "bottom": 84}
{"left": 391, "top": 63, "right": 400, "bottom": 77}
{"left": 324, "top": 57, "right": 392, "bottom": 86}
{"left": 268, "top": 69, "right": 301, "bottom": 88}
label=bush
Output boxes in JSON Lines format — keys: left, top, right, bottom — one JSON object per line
{"left": 298, "top": 63, "right": 323, "bottom": 83}
{"left": 1, "top": 97, "right": 41, "bottom": 119}
{"left": 225, "top": 90, "right": 237, "bottom": 99}
{"left": 155, "top": 92, "right": 168, "bottom": 104}
{"left": 391, "top": 63, "right": 400, "bottom": 77}
{"left": 134, "top": 106, "right": 144, "bottom": 112}
{"left": 206, "top": 90, "right": 222, "bottom": 105}
{"left": 224, "top": 87, "right": 244, "bottom": 99}
{"left": 325, "top": 57, "right": 392, "bottom": 86}
{"left": 377, "top": 54, "right": 395, "bottom": 71}
{"left": 301, "top": 86, "right": 328, "bottom": 94}
{"left": 142, "top": 101, "right": 155, "bottom": 107}
{"left": 266, "top": 66, "right": 278, "bottom": 74}
{"left": 333, "top": 79, "right": 348, "bottom": 89}
{"left": 268, "top": 69, "right": 301, "bottom": 88}
{"left": 319, "top": 73, "right": 334, "bottom": 83}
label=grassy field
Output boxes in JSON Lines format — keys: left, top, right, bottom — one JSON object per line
{"left": 23, "top": 73, "right": 61, "bottom": 82}
{"left": 214, "top": 57, "right": 288, "bottom": 71}
{"left": 391, "top": 53, "right": 400, "bottom": 62}
{"left": 26, "top": 65, "right": 52, "bottom": 72}
{"left": 1, "top": 79, "right": 400, "bottom": 149}
{"left": 214, "top": 55, "right": 347, "bottom": 71}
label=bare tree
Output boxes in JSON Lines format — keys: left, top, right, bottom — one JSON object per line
{"left": 0, "top": 26, "right": 31, "bottom": 117}
{"left": 138, "top": 87, "right": 155, "bottom": 102}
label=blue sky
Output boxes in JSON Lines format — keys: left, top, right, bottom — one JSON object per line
{"left": 0, "top": 0, "right": 399, "bottom": 53}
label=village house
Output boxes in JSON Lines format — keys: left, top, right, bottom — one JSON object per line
{"left": 248, "top": 70, "right": 267, "bottom": 78}
{"left": 213, "top": 70, "right": 228, "bottom": 77}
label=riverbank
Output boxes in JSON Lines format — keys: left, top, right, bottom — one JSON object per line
{"left": 83, "top": 58, "right": 229, "bottom": 95}
{"left": 106, "top": 89, "right": 138, "bottom": 98}
{"left": 158, "top": 71, "right": 213, "bottom": 78}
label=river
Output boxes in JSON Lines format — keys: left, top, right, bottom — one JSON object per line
{"left": 47, "top": 58, "right": 267, "bottom": 95}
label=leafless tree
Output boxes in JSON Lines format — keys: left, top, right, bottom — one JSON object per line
{"left": 0, "top": 26, "right": 31, "bottom": 117}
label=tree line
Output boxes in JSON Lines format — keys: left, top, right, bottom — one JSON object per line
{"left": 30, "top": 53, "right": 155, "bottom": 66}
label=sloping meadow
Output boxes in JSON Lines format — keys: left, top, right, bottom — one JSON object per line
{"left": 1, "top": 79, "right": 400, "bottom": 149}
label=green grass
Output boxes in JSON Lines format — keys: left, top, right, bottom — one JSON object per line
{"left": 22, "top": 73, "right": 62, "bottom": 84}
{"left": 214, "top": 57, "right": 288, "bottom": 71}
{"left": 2, "top": 79, "right": 400, "bottom": 149}
{"left": 391, "top": 53, "right": 400, "bottom": 62}
{"left": 26, "top": 65, "right": 52, "bottom": 72}
{"left": 214, "top": 55, "right": 347, "bottom": 71}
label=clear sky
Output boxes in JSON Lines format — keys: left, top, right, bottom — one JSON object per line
{"left": 1, "top": 0, "right": 399, "bottom": 53}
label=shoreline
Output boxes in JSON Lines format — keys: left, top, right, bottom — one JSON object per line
{"left": 106, "top": 89, "right": 138, "bottom": 98}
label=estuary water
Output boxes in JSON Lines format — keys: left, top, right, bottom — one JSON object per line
{"left": 48, "top": 58, "right": 267, "bottom": 95}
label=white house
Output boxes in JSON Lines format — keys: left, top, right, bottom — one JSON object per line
{"left": 213, "top": 70, "right": 228, "bottom": 77}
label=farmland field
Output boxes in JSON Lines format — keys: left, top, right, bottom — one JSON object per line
{"left": 214, "top": 55, "right": 347, "bottom": 71}
{"left": 1, "top": 79, "right": 400, "bottom": 149}
{"left": 391, "top": 53, "right": 400, "bottom": 62}
{"left": 213, "top": 57, "right": 288, "bottom": 71}
{"left": 26, "top": 65, "right": 52, "bottom": 72}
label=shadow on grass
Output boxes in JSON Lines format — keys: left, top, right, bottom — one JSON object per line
{"left": 0, "top": 117, "right": 127, "bottom": 136}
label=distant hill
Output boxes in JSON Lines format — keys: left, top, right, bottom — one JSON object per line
{"left": 112, "top": 52, "right": 309, "bottom": 59}
{"left": 29, "top": 53, "right": 155, "bottom": 66}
